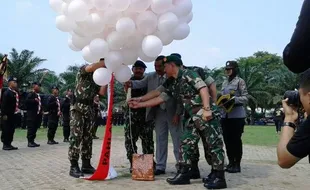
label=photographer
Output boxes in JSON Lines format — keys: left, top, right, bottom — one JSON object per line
{"left": 277, "top": 68, "right": 310, "bottom": 168}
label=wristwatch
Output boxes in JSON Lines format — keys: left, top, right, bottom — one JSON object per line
{"left": 283, "top": 122, "right": 297, "bottom": 130}
{"left": 203, "top": 106, "right": 211, "bottom": 111}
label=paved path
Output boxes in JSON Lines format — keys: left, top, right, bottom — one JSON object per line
{"left": 0, "top": 135, "right": 309, "bottom": 190}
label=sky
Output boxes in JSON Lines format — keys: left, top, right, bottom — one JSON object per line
{"left": 0, "top": 0, "right": 304, "bottom": 74}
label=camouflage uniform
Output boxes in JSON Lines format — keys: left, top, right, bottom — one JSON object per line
{"left": 68, "top": 65, "right": 99, "bottom": 161}
{"left": 124, "top": 76, "right": 154, "bottom": 162}
{"left": 158, "top": 68, "right": 225, "bottom": 170}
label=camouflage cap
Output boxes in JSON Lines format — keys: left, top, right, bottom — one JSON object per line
{"left": 163, "top": 55, "right": 183, "bottom": 66}
{"left": 225, "top": 61, "right": 238, "bottom": 69}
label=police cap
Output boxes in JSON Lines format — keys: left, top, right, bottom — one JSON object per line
{"left": 32, "top": 82, "right": 41, "bottom": 86}
{"left": 133, "top": 60, "right": 147, "bottom": 69}
{"left": 163, "top": 55, "right": 183, "bottom": 66}
{"left": 8, "top": 76, "right": 17, "bottom": 83}
{"left": 225, "top": 61, "right": 238, "bottom": 69}
{"left": 51, "top": 85, "right": 59, "bottom": 90}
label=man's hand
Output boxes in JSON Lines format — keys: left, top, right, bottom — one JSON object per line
{"left": 128, "top": 97, "right": 142, "bottom": 103}
{"left": 282, "top": 98, "right": 298, "bottom": 122}
{"left": 172, "top": 115, "right": 180, "bottom": 125}
{"left": 202, "top": 110, "right": 213, "bottom": 121}
{"left": 128, "top": 101, "right": 141, "bottom": 109}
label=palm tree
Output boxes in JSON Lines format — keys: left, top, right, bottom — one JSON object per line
{"left": 59, "top": 65, "right": 80, "bottom": 92}
{"left": 0, "top": 48, "right": 47, "bottom": 86}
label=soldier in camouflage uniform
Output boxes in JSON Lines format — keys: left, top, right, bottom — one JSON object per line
{"left": 128, "top": 55, "right": 227, "bottom": 189}
{"left": 124, "top": 60, "right": 154, "bottom": 173}
{"left": 68, "top": 58, "right": 107, "bottom": 178}
{"left": 170, "top": 53, "right": 217, "bottom": 182}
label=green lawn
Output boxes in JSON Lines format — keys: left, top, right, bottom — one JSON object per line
{"left": 12, "top": 125, "right": 279, "bottom": 147}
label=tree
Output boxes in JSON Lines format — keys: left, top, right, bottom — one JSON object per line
{"left": 0, "top": 48, "right": 47, "bottom": 86}
{"left": 59, "top": 65, "right": 79, "bottom": 92}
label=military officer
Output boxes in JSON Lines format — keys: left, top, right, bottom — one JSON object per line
{"left": 61, "top": 89, "right": 72, "bottom": 142}
{"left": 26, "top": 82, "right": 42, "bottom": 147}
{"left": 1, "top": 77, "right": 19, "bottom": 150}
{"left": 68, "top": 58, "right": 107, "bottom": 178}
{"left": 124, "top": 60, "right": 154, "bottom": 173}
{"left": 220, "top": 61, "right": 248, "bottom": 173}
{"left": 47, "top": 85, "right": 61, "bottom": 145}
{"left": 128, "top": 55, "right": 227, "bottom": 189}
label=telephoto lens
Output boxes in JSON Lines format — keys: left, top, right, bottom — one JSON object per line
{"left": 283, "top": 90, "right": 301, "bottom": 107}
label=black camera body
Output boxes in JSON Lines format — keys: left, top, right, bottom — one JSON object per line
{"left": 283, "top": 90, "right": 301, "bottom": 107}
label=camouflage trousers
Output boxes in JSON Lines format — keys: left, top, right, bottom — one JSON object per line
{"left": 68, "top": 109, "right": 93, "bottom": 161}
{"left": 124, "top": 119, "right": 154, "bottom": 161}
{"left": 180, "top": 113, "right": 225, "bottom": 170}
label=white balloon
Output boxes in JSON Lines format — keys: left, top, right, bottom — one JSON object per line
{"left": 49, "top": 0, "right": 63, "bottom": 13}
{"left": 171, "top": 0, "right": 192, "bottom": 17}
{"left": 135, "top": 11, "right": 158, "bottom": 35}
{"left": 158, "top": 12, "right": 179, "bottom": 32}
{"left": 77, "top": 13, "right": 104, "bottom": 34}
{"left": 154, "top": 30, "right": 173, "bottom": 45}
{"left": 63, "top": 0, "right": 72, "bottom": 3}
{"left": 93, "top": 68, "right": 112, "bottom": 86}
{"left": 89, "top": 38, "right": 109, "bottom": 58}
{"left": 121, "top": 49, "right": 139, "bottom": 65}
{"left": 173, "top": 23, "right": 190, "bottom": 40}
{"left": 111, "top": 0, "right": 130, "bottom": 11}
{"left": 138, "top": 49, "right": 156, "bottom": 62}
{"left": 107, "top": 31, "right": 125, "bottom": 50}
{"left": 61, "top": 2, "right": 69, "bottom": 15}
{"left": 115, "top": 65, "right": 132, "bottom": 83}
{"left": 116, "top": 17, "right": 136, "bottom": 36}
{"left": 142, "top": 35, "right": 163, "bottom": 58}
{"left": 55, "top": 15, "right": 77, "bottom": 32}
{"left": 92, "top": 0, "right": 110, "bottom": 10}
{"left": 101, "top": 10, "right": 122, "bottom": 26}
{"left": 82, "top": 0, "right": 94, "bottom": 9}
{"left": 68, "top": 37, "right": 81, "bottom": 51}
{"left": 105, "top": 51, "right": 124, "bottom": 72}
{"left": 178, "top": 12, "right": 193, "bottom": 24}
{"left": 128, "top": 0, "right": 151, "bottom": 12}
{"left": 82, "top": 46, "right": 100, "bottom": 63}
{"left": 68, "top": 0, "right": 89, "bottom": 22}
{"left": 151, "top": 0, "right": 173, "bottom": 14}
{"left": 123, "top": 32, "right": 144, "bottom": 49}
{"left": 72, "top": 33, "right": 91, "bottom": 49}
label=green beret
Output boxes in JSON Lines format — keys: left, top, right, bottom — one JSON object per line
{"left": 163, "top": 55, "right": 183, "bottom": 66}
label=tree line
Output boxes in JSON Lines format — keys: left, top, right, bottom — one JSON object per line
{"left": 0, "top": 49, "right": 298, "bottom": 120}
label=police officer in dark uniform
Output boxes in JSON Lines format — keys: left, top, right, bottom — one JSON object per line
{"left": 47, "top": 85, "right": 61, "bottom": 145}
{"left": 26, "top": 82, "right": 42, "bottom": 147}
{"left": 1, "top": 77, "right": 19, "bottom": 150}
{"left": 61, "top": 89, "right": 72, "bottom": 142}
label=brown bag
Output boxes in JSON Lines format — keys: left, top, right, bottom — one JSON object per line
{"left": 132, "top": 154, "right": 154, "bottom": 181}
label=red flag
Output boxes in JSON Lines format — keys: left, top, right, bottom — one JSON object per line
{"left": 86, "top": 74, "right": 115, "bottom": 180}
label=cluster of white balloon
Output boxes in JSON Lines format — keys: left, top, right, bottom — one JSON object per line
{"left": 50, "top": 0, "right": 193, "bottom": 86}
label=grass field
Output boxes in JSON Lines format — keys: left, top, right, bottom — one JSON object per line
{"left": 12, "top": 125, "right": 280, "bottom": 147}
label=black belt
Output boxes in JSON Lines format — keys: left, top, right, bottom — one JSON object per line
{"left": 76, "top": 99, "right": 92, "bottom": 105}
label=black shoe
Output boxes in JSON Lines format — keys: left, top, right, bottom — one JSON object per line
{"left": 63, "top": 139, "right": 69, "bottom": 142}
{"left": 190, "top": 161, "right": 200, "bottom": 179}
{"left": 166, "top": 164, "right": 191, "bottom": 185}
{"left": 227, "top": 163, "right": 241, "bottom": 173}
{"left": 28, "top": 142, "right": 40, "bottom": 148}
{"left": 225, "top": 162, "right": 233, "bottom": 171}
{"left": 202, "top": 169, "right": 215, "bottom": 184}
{"left": 204, "top": 170, "right": 227, "bottom": 189}
{"left": 47, "top": 140, "right": 59, "bottom": 145}
{"left": 10, "top": 145, "right": 18, "bottom": 150}
{"left": 69, "top": 160, "right": 84, "bottom": 178}
{"left": 81, "top": 159, "right": 96, "bottom": 174}
{"left": 154, "top": 169, "right": 166, "bottom": 175}
{"left": 2, "top": 144, "right": 18, "bottom": 150}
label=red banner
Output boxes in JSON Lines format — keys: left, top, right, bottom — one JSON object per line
{"left": 86, "top": 74, "right": 114, "bottom": 180}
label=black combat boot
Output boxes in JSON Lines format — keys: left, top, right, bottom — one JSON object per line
{"left": 166, "top": 164, "right": 191, "bottom": 185}
{"left": 225, "top": 160, "right": 234, "bottom": 172}
{"left": 204, "top": 170, "right": 227, "bottom": 189}
{"left": 202, "top": 169, "right": 215, "bottom": 184}
{"left": 81, "top": 159, "right": 96, "bottom": 174}
{"left": 228, "top": 162, "right": 241, "bottom": 173}
{"left": 69, "top": 160, "right": 83, "bottom": 178}
{"left": 190, "top": 161, "right": 200, "bottom": 179}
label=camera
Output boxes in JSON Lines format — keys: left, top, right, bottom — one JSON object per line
{"left": 283, "top": 90, "right": 301, "bottom": 107}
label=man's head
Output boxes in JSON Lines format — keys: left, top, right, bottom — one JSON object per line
{"left": 225, "top": 61, "right": 238, "bottom": 77}
{"left": 51, "top": 85, "right": 59, "bottom": 96}
{"left": 32, "top": 82, "right": 41, "bottom": 93}
{"left": 298, "top": 69, "right": 310, "bottom": 114}
{"left": 132, "top": 60, "right": 146, "bottom": 78}
{"left": 163, "top": 55, "right": 183, "bottom": 77}
{"left": 154, "top": 55, "right": 165, "bottom": 75}
{"left": 8, "top": 77, "right": 18, "bottom": 90}
{"left": 66, "top": 89, "right": 73, "bottom": 96}
{"left": 170, "top": 53, "right": 182, "bottom": 59}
